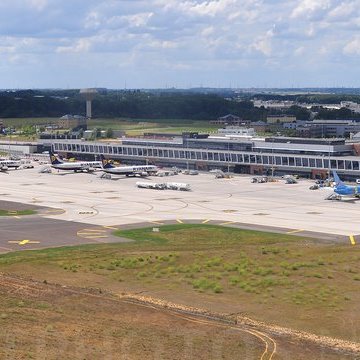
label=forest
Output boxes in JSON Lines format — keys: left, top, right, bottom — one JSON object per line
{"left": 1, "top": 89, "right": 359, "bottom": 121}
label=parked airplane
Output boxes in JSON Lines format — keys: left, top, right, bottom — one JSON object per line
{"left": 49, "top": 151, "right": 101, "bottom": 172}
{"left": 0, "top": 159, "right": 21, "bottom": 172}
{"left": 100, "top": 155, "right": 158, "bottom": 177}
{"left": 331, "top": 170, "right": 360, "bottom": 199}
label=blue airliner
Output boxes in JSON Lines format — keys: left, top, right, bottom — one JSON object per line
{"left": 332, "top": 170, "right": 360, "bottom": 198}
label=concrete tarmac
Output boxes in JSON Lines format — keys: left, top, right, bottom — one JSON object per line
{"left": 0, "top": 166, "right": 358, "bottom": 252}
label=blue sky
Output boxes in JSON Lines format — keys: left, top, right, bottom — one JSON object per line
{"left": 1, "top": 0, "right": 360, "bottom": 89}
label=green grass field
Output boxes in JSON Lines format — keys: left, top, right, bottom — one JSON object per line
{"left": 1, "top": 118, "right": 218, "bottom": 137}
{"left": 0, "top": 224, "right": 359, "bottom": 342}
{"left": 0, "top": 209, "right": 36, "bottom": 216}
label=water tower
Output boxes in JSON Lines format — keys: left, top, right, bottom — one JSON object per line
{"left": 80, "top": 88, "right": 97, "bottom": 118}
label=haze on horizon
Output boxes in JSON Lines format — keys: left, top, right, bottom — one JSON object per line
{"left": 1, "top": 0, "right": 360, "bottom": 89}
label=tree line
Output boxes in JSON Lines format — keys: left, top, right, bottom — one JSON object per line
{"left": 1, "top": 89, "right": 359, "bottom": 121}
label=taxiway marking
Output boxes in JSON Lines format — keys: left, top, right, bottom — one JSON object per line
{"left": 219, "top": 221, "right": 236, "bottom": 225}
{"left": 7, "top": 211, "right": 21, "bottom": 219}
{"left": 103, "top": 226, "right": 119, "bottom": 230}
{"left": 176, "top": 219, "right": 184, "bottom": 224}
{"left": 80, "top": 235, "right": 108, "bottom": 239}
{"left": 286, "top": 229, "right": 304, "bottom": 235}
{"left": 39, "top": 209, "right": 65, "bottom": 216}
{"left": 77, "top": 228, "right": 109, "bottom": 240}
{"left": 149, "top": 221, "right": 164, "bottom": 225}
{"left": 349, "top": 235, "right": 356, "bottom": 245}
{"left": 82, "top": 228, "right": 107, "bottom": 232}
{"left": 8, "top": 240, "right": 40, "bottom": 246}
{"left": 202, "top": 219, "right": 210, "bottom": 224}
{"left": 77, "top": 232, "right": 105, "bottom": 236}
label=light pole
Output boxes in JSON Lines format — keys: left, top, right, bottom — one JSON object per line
{"left": 227, "top": 140, "right": 230, "bottom": 173}
{"left": 271, "top": 138, "right": 275, "bottom": 178}
{"left": 186, "top": 138, "right": 189, "bottom": 171}
{"left": 328, "top": 140, "right": 331, "bottom": 179}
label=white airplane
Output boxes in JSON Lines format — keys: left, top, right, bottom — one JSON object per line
{"left": 136, "top": 181, "right": 190, "bottom": 191}
{"left": 0, "top": 159, "right": 21, "bottom": 172}
{"left": 100, "top": 155, "right": 158, "bottom": 177}
{"left": 49, "top": 151, "right": 101, "bottom": 172}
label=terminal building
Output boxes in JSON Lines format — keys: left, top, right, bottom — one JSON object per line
{"left": 43, "top": 133, "right": 360, "bottom": 180}
{"left": 3, "top": 131, "right": 360, "bottom": 180}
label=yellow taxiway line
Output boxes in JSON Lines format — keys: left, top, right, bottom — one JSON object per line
{"left": 82, "top": 228, "right": 107, "bottom": 232}
{"left": 103, "top": 226, "right": 119, "bottom": 230}
{"left": 176, "top": 219, "right": 184, "bottom": 224}
{"left": 219, "top": 221, "right": 236, "bottom": 226}
{"left": 80, "top": 235, "right": 108, "bottom": 239}
{"left": 77, "top": 227, "right": 109, "bottom": 240}
{"left": 286, "top": 229, "right": 304, "bottom": 235}
{"left": 77, "top": 232, "right": 105, "bottom": 236}
{"left": 149, "top": 221, "right": 164, "bottom": 225}
{"left": 202, "top": 219, "right": 210, "bottom": 224}
{"left": 8, "top": 240, "right": 40, "bottom": 246}
{"left": 39, "top": 209, "right": 65, "bottom": 216}
{"left": 350, "top": 235, "right": 356, "bottom": 245}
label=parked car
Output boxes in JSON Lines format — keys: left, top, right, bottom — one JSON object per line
{"left": 23, "top": 163, "right": 34, "bottom": 169}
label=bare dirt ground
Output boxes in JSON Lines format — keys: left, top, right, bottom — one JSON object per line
{"left": 0, "top": 273, "right": 357, "bottom": 360}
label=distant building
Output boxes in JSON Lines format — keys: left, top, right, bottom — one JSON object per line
{"left": 210, "top": 114, "right": 248, "bottom": 126}
{"left": 341, "top": 101, "right": 360, "bottom": 114}
{"left": 58, "top": 115, "right": 87, "bottom": 131}
{"left": 0, "top": 120, "right": 5, "bottom": 134}
{"left": 267, "top": 115, "right": 297, "bottom": 124}
{"left": 82, "top": 129, "right": 125, "bottom": 140}
{"left": 218, "top": 127, "right": 256, "bottom": 137}
{"left": 283, "top": 120, "right": 307, "bottom": 130}
{"left": 253, "top": 100, "right": 295, "bottom": 110}
{"left": 293, "top": 119, "right": 360, "bottom": 138}
{"left": 251, "top": 121, "right": 269, "bottom": 133}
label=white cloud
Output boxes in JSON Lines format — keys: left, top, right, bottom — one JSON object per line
{"left": 189, "top": 0, "right": 236, "bottom": 17}
{"left": 0, "top": 0, "right": 360, "bottom": 87}
{"left": 251, "top": 29, "right": 274, "bottom": 56}
{"left": 56, "top": 39, "right": 92, "bottom": 53}
{"left": 0, "top": 45, "right": 15, "bottom": 54}
{"left": 291, "top": 0, "right": 332, "bottom": 19}
{"left": 294, "top": 46, "right": 305, "bottom": 56}
{"left": 328, "top": 1, "right": 357, "bottom": 20}
{"left": 27, "top": 0, "right": 47, "bottom": 11}
{"left": 343, "top": 36, "right": 360, "bottom": 55}
{"left": 107, "top": 12, "right": 154, "bottom": 28}
{"left": 84, "top": 11, "right": 103, "bottom": 30}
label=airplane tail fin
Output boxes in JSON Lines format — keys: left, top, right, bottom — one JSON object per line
{"left": 49, "top": 151, "right": 63, "bottom": 165}
{"left": 100, "top": 154, "right": 114, "bottom": 169}
{"left": 332, "top": 170, "right": 344, "bottom": 186}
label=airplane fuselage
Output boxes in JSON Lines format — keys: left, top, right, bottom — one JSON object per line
{"left": 51, "top": 161, "right": 102, "bottom": 172}
{"left": 334, "top": 185, "right": 360, "bottom": 197}
{"left": 102, "top": 165, "right": 158, "bottom": 176}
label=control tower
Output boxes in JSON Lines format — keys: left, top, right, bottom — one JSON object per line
{"left": 80, "top": 88, "right": 97, "bottom": 118}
